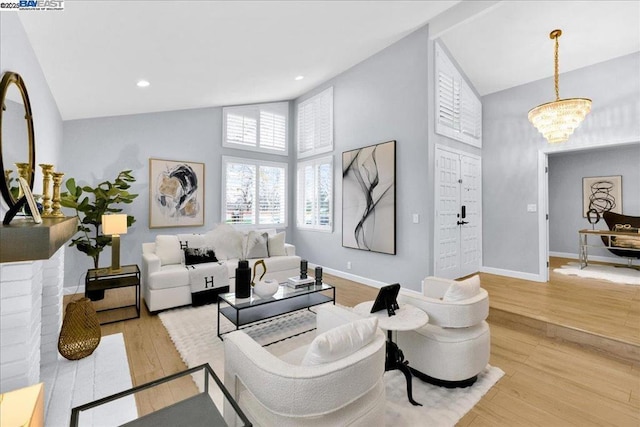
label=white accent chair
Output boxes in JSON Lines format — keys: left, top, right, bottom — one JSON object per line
{"left": 396, "top": 276, "right": 490, "bottom": 388}
{"left": 223, "top": 305, "right": 386, "bottom": 426}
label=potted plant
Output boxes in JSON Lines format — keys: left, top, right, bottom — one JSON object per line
{"left": 60, "top": 170, "right": 138, "bottom": 299}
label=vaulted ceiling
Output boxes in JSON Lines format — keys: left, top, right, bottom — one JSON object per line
{"left": 16, "top": 1, "right": 640, "bottom": 120}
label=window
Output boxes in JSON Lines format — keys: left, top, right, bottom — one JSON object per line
{"left": 435, "top": 43, "right": 482, "bottom": 148}
{"left": 222, "top": 156, "right": 287, "bottom": 227}
{"left": 223, "top": 102, "right": 288, "bottom": 154}
{"left": 297, "top": 156, "right": 333, "bottom": 231}
{"left": 297, "top": 87, "right": 333, "bottom": 158}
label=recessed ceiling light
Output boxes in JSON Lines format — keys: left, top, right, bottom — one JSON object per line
{"left": 295, "top": 75, "right": 304, "bottom": 81}
{"left": 136, "top": 80, "right": 150, "bottom": 88}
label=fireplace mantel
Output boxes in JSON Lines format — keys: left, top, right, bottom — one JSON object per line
{"left": 0, "top": 217, "right": 77, "bottom": 263}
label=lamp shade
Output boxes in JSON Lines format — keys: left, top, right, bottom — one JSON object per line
{"left": 102, "top": 214, "right": 128, "bottom": 235}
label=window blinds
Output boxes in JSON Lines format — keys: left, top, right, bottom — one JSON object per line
{"left": 223, "top": 157, "right": 287, "bottom": 226}
{"left": 297, "top": 87, "right": 333, "bottom": 158}
{"left": 435, "top": 44, "right": 482, "bottom": 148}
{"left": 223, "top": 102, "right": 288, "bottom": 154}
{"left": 296, "top": 156, "right": 333, "bottom": 231}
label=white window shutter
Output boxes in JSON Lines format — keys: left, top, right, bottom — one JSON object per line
{"left": 297, "top": 87, "right": 333, "bottom": 158}
{"left": 223, "top": 102, "right": 288, "bottom": 154}
{"left": 296, "top": 156, "right": 332, "bottom": 231}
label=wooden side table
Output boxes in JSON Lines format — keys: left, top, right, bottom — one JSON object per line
{"left": 85, "top": 264, "right": 140, "bottom": 325}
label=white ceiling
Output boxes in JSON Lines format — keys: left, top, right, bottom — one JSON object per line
{"left": 17, "top": 1, "right": 640, "bottom": 121}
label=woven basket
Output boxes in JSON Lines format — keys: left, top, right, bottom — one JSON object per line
{"left": 58, "top": 297, "right": 101, "bottom": 360}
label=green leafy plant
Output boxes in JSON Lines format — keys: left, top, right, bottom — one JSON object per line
{"left": 60, "top": 170, "right": 138, "bottom": 269}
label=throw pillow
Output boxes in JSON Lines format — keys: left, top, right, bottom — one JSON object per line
{"left": 267, "top": 231, "right": 286, "bottom": 256}
{"left": 301, "top": 317, "right": 378, "bottom": 366}
{"left": 442, "top": 275, "right": 481, "bottom": 302}
{"left": 184, "top": 247, "right": 218, "bottom": 265}
{"left": 155, "top": 235, "right": 183, "bottom": 266}
{"left": 204, "top": 223, "right": 244, "bottom": 260}
{"left": 245, "top": 231, "right": 269, "bottom": 259}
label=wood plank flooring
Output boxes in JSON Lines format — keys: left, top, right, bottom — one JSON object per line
{"left": 64, "top": 257, "right": 640, "bottom": 425}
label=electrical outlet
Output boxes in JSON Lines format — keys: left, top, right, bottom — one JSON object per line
{"left": 527, "top": 204, "right": 537, "bottom": 213}
{"left": 412, "top": 213, "right": 419, "bottom": 224}
{"left": 347, "top": 261, "right": 352, "bottom": 270}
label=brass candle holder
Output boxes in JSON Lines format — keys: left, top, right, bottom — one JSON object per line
{"left": 15, "top": 162, "right": 31, "bottom": 199}
{"left": 39, "top": 164, "right": 54, "bottom": 217}
{"left": 50, "top": 172, "right": 65, "bottom": 217}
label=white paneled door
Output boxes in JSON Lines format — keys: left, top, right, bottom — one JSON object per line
{"left": 434, "top": 147, "right": 482, "bottom": 279}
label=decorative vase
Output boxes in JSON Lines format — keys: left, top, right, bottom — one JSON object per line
{"left": 235, "top": 260, "right": 251, "bottom": 298}
{"left": 253, "top": 279, "right": 279, "bottom": 299}
{"left": 58, "top": 298, "right": 101, "bottom": 360}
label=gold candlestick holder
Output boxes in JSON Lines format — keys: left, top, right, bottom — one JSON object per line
{"left": 51, "top": 172, "right": 65, "bottom": 217}
{"left": 39, "top": 164, "right": 54, "bottom": 217}
{"left": 15, "top": 162, "right": 31, "bottom": 199}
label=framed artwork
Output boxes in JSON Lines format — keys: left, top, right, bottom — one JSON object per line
{"left": 342, "top": 140, "right": 396, "bottom": 255}
{"left": 149, "top": 158, "right": 205, "bottom": 228}
{"left": 582, "top": 175, "right": 622, "bottom": 217}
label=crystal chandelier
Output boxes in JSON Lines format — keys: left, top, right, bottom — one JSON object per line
{"left": 528, "top": 29, "right": 592, "bottom": 143}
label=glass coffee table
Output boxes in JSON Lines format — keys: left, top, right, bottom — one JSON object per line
{"left": 70, "top": 363, "right": 251, "bottom": 427}
{"left": 217, "top": 282, "right": 335, "bottom": 341}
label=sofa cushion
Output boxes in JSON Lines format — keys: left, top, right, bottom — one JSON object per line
{"left": 443, "top": 275, "right": 481, "bottom": 302}
{"left": 204, "top": 224, "right": 244, "bottom": 260}
{"left": 245, "top": 231, "right": 269, "bottom": 259}
{"left": 225, "top": 256, "right": 300, "bottom": 278}
{"left": 184, "top": 247, "right": 218, "bottom": 265}
{"left": 267, "top": 232, "right": 286, "bottom": 256}
{"left": 155, "top": 235, "right": 182, "bottom": 266}
{"left": 301, "top": 317, "right": 378, "bottom": 366}
{"left": 148, "top": 265, "right": 190, "bottom": 290}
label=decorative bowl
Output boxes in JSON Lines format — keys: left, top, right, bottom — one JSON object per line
{"left": 253, "top": 279, "right": 279, "bottom": 298}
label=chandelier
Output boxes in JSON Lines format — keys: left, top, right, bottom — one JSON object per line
{"left": 528, "top": 29, "right": 592, "bottom": 143}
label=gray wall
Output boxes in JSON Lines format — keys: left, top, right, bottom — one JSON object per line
{"left": 292, "top": 25, "right": 431, "bottom": 291}
{"left": 0, "top": 12, "right": 63, "bottom": 215}
{"left": 549, "top": 143, "right": 640, "bottom": 258}
{"left": 482, "top": 52, "right": 640, "bottom": 275}
{"left": 61, "top": 108, "right": 292, "bottom": 289}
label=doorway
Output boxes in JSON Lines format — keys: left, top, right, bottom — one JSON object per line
{"left": 434, "top": 146, "right": 482, "bottom": 279}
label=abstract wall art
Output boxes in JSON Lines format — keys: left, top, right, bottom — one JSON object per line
{"left": 342, "top": 140, "right": 396, "bottom": 254}
{"left": 149, "top": 158, "right": 204, "bottom": 228}
{"left": 582, "top": 175, "right": 622, "bottom": 217}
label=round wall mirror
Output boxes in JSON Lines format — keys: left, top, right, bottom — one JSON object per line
{"left": 0, "top": 71, "right": 35, "bottom": 209}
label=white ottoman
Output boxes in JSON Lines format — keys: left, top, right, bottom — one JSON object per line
{"left": 396, "top": 320, "right": 490, "bottom": 388}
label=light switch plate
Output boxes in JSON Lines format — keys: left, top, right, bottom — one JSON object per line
{"left": 527, "top": 204, "right": 537, "bottom": 212}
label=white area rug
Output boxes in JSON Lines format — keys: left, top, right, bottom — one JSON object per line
{"left": 554, "top": 262, "right": 640, "bottom": 285}
{"left": 41, "top": 333, "right": 137, "bottom": 427}
{"left": 159, "top": 304, "right": 504, "bottom": 426}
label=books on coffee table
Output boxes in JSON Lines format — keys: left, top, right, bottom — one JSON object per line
{"left": 286, "top": 276, "right": 315, "bottom": 288}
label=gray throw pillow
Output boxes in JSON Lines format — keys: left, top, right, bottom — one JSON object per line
{"left": 245, "top": 231, "right": 269, "bottom": 259}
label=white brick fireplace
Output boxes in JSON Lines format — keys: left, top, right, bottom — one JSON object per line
{"left": 0, "top": 247, "right": 64, "bottom": 393}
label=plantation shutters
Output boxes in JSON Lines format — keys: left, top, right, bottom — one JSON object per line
{"left": 435, "top": 43, "right": 482, "bottom": 148}
{"left": 297, "top": 156, "right": 333, "bottom": 231}
{"left": 223, "top": 102, "right": 288, "bottom": 154}
{"left": 297, "top": 87, "right": 333, "bottom": 158}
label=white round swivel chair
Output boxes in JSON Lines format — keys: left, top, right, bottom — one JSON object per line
{"left": 396, "top": 275, "right": 490, "bottom": 388}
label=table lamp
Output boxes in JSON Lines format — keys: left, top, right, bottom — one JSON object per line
{"left": 102, "top": 214, "right": 128, "bottom": 272}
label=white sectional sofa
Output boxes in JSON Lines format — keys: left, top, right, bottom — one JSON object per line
{"left": 141, "top": 224, "right": 301, "bottom": 312}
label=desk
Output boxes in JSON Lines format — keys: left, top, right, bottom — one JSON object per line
{"left": 578, "top": 229, "right": 640, "bottom": 269}
{"left": 85, "top": 265, "right": 140, "bottom": 325}
{"left": 354, "top": 301, "right": 428, "bottom": 406}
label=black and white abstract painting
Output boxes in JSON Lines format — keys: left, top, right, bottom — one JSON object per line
{"left": 342, "top": 140, "right": 396, "bottom": 254}
{"left": 582, "top": 175, "right": 622, "bottom": 217}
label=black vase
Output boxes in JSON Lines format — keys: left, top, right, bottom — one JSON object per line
{"left": 235, "top": 260, "right": 251, "bottom": 298}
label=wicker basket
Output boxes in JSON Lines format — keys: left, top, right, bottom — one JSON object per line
{"left": 58, "top": 297, "right": 101, "bottom": 360}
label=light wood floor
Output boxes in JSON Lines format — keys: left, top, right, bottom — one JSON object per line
{"left": 64, "top": 257, "right": 640, "bottom": 425}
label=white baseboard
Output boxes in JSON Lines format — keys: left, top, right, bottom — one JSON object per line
{"left": 318, "top": 266, "right": 388, "bottom": 289}
{"left": 480, "top": 266, "right": 546, "bottom": 283}
{"left": 549, "top": 251, "right": 632, "bottom": 265}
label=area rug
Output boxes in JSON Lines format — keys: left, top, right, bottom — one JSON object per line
{"left": 554, "top": 262, "right": 640, "bottom": 285}
{"left": 41, "top": 332, "right": 137, "bottom": 426}
{"left": 159, "top": 304, "right": 504, "bottom": 426}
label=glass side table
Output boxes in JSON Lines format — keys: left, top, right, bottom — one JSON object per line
{"left": 85, "top": 264, "right": 140, "bottom": 325}
{"left": 70, "top": 364, "right": 251, "bottom": 427}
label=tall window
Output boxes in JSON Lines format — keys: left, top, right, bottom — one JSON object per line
{"left": 297, "top": 156, "right": 333, "bottom": 231}
{"left": 222, "top": 156, "right": 287, "bottom": 227}
{"left": 223, "top": 102, "right": 289, "bottom": 154}
{"left": 297, "top": 87, "right": 333, "bottom": 158}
